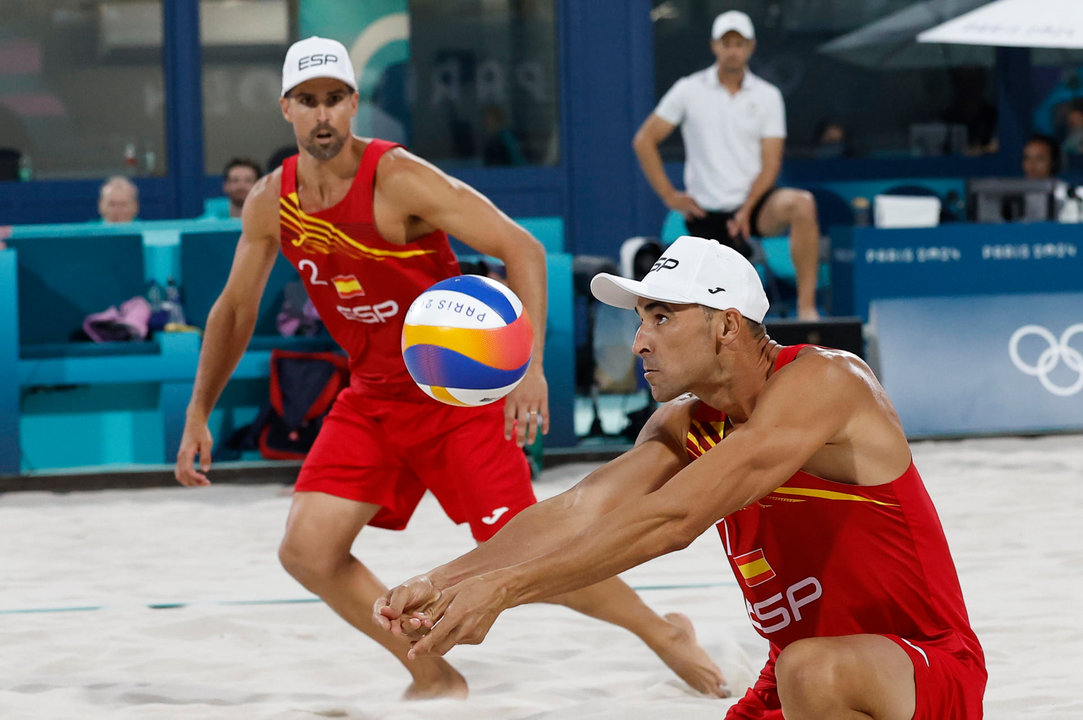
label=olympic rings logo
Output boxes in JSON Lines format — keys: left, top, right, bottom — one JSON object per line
{"left": 1008, "top": 324, "right": 1083, "bottom": 397}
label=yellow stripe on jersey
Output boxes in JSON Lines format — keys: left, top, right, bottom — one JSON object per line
{"left": 771, "top": 486, "right": 899, "bottom": 507}
{"left": 686, "top": 433, "right": 707, "bottom": 457}
{"left": 280, "top": 193, "right": 436, "bottom": 261}
{"left": 686, "top": 418, "right": 724, "bottom": 459}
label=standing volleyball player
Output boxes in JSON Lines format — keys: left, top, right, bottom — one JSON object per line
{"left": 378, "top": 237, "right": 986, "bottom": 718}
{"left": 174, "top": 37, "right": 725, "bottom": 699}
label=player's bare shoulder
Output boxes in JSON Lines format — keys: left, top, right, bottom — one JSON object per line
{"left": 766, "top": 344, "right": 900, "bottom": 444}
{"left": 375, "top": 144, "right": 458, "bottom": 202}
{"left": 774, "top": 344, "right": 878, "bottom": 391}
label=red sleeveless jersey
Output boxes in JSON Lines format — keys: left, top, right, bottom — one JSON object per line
{"left": 278, "top": 140, "right": 461, "bottom": 398}
{"left": 687, "top": 345, "right": 983, "bottom": 665}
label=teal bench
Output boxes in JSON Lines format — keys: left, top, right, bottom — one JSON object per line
{"left": 1, "top": 215, "right": 577, "bottom": 474}
{"left": 8, "top": 233, "right": 154, "bottom": 358}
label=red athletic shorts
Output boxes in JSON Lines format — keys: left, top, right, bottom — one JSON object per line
{"left": 726, "top": 635, "right": 985, "bottom": 720}
{"left": 294, "top": 387, "right": 535, "bottom": 541}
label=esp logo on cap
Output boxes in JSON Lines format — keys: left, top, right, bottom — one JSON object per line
{"left": 650, "top": 257, "right": 679, "bottom": 273}
{"left": 298, "top": 53, "right": 338, "bottom": 70}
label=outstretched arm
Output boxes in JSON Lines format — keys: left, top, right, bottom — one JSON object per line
{"left": 407, "top": 354, "right": 865, "bottom": 656}
{"left": 375, "top": 403, "right": 690, "bottom": 634}
{"left": 375, "top": 149, "right": 548, "bottom": 446}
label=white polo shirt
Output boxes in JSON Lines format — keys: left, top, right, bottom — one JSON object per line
{"left": 655, "top": 66, "right": 786, "bottom": 212}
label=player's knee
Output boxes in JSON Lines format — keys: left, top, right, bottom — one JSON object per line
{"left": 776, "top": 638, "right": 845, "bottom": 705}
{"left": 278, "top": 535, "right": 332, "bottom": 589}
{"left": 791, "top": 190, "right": 817, "bottom": 224}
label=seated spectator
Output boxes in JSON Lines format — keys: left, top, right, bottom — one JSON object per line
{"left": 1022, "top": 133, "right": 1061, "bottom": 180}
{"left": 98, "top": 176, "right": 139, "bottom": 223}
{"left": 222, "top": 157, "right": 262, "bottom": 218}
{"left": 813, "top": 119, "right": 852, "bottom": 158}
{"left": 1062, "top": 99, "right": 1083, "bottom": 155}
{"left": 1020, "top": 133, "right": 1075, "bottom": 220}
{"left": 482, "top": 105, "right": 526, "bottom": 166}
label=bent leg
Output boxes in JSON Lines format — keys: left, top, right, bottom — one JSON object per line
{"left": 775, "top": 634, "right": 915, "bottom": 720}
{"left": 279, "top": 491, "right": 467, "bottom": 699}
{"left": 544, "top": 577, "right": 728, "bottom": 698}
{"left": 756, "top": 189, "right": 821, "bottom": 320}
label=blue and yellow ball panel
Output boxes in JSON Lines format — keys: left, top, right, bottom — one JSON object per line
{"left": 401, "top": 275, "right": 534, "bottom": 407}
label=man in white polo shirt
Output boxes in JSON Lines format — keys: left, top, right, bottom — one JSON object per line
{"left": 633, "top": 10, "right": 821, "bottom": 320}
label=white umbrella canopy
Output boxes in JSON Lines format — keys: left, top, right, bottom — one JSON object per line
{"left": 918, "top": 0, "right": 1083, "bottom": 49}
{"left": 819, "top": 0, "right": 994, "bottom": 68}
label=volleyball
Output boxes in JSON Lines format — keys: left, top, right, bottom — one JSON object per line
{"left": 401, "top": 275, "right": 534, "bottom": 407}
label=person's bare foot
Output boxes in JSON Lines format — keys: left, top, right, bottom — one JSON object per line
{"left": 649, "top": 612, "right": 729, "bottom": 698}
{"left": 402, "top": 659, "right": 468, "bottom": 700}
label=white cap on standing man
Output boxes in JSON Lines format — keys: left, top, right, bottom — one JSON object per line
{"left": 711, "top": 10, "right": 755, "bottom": 40}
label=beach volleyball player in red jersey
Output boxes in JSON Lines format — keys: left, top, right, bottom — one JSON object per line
{"left": 174, "top": 37, "right": 725, "bottom": 700}
{"left": 378, "top": 236, "right": 986, "bottom": 718}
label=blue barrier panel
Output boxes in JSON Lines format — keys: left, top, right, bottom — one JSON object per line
{"left": 833, "top": 223, "right": 1083, "bottom": 320}
{"left": 0, "top": 251, "right": 19, "bottom": 473}
{"left": 179, "top": 230, "right": 305, "bottom": 335}
{"left": 517, "top": 217, "right": 565, "bottom": 253}
{"left": 544, "top": 252, "right": 576, "bottom": 448}
{"left": 871, "top": 292, "right": 1083, "bottom": 438}
{"left": 7, "top": 234, "right": 147, "bottom": 347}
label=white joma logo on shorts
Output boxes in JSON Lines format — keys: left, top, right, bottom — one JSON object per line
{"left": 481, "top": 507, "right": 509, "bottom": 525}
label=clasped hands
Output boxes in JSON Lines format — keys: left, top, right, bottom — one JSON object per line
{"left": 373, "top": 572, "right": 511, "bottom": 659}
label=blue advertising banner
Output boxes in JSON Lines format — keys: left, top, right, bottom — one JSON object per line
{"left": 832, "top": 223, "right": 1083, "bottom": 320}
{"left": 871, "top": 292, "right": 1083, "bottom": 437}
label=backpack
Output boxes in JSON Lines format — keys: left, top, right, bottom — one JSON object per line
{"left": 256, "top": 349, "right": 349, "bottom": 460}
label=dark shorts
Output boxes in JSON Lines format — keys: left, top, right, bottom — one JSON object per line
{"left": 294, "top": 387, "right": 535, "bottom": 541}
{"left": 683, "top": 187, "right": 778, "bottom": 258}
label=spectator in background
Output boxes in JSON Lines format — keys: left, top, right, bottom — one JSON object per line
{"left": 222, "top": 157, "right": 262, "bottom": 218}
{"left": 1022, "top": 133, "right": 1061, "bottom": 180}
{"left": 633, "top": 10, "right": 822, "bottom": 320}
{"left": 98, "top": 176, "right": 139, "bottom": 223}
{"left": 1061, "top": 99, "right": 1083, "bottom": 155}
{"left": 482, "top": 105, "right": 526, "bottom": 166}
{"left": 813, "top": 119, "right": 852, "bottom": 158}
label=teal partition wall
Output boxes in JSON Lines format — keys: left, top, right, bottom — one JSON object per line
{"left": 0, "top": 251, "right": 19, "bottom": 474}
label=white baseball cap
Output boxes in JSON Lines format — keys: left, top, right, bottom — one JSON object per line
{"left": 711, "top": 10, "right": 755, "bottom": 40}
{"left": 281, "top": 36, "right": 358, "bottom": 98}
{"left": 591, "top": 236, "right": 769, "bottom": 322}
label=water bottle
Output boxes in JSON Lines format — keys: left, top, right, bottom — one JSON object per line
{"left": 17, "top": 154, "right": 32, "bottom": 181}
{"left": 146, "top": 280, "right": 165, "bottom": 311}
{"left": 164, "top": 277, "right": 186, "bottom": 325}
{"left": 852, "top": 196, "right": 871, "bottom": 227}
{"left": 123, "top": 142, "right": 138, "bottom": 175}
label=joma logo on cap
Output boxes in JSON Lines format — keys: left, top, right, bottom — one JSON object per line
{"left": 298, "top": 53, "right": 338, "bottom": 70}
{"left": 650, "top": 257, "right": 679, "bottom": 272}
